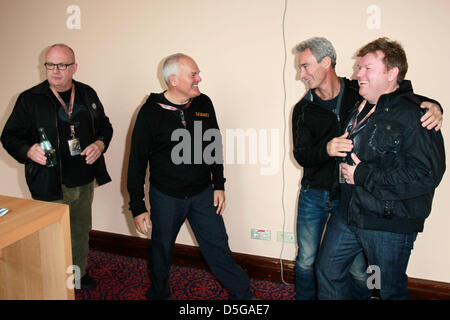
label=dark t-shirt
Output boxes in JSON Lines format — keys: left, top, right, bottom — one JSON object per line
{"left": 55, "top": 88, "right": 95, "bottom": 187}
{"left": 312, "top": 90, "right": 339, "bottom": 112}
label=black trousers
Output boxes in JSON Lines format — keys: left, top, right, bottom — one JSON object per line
{"left": 147, "top": 185, "right": 253, "bottom": 300}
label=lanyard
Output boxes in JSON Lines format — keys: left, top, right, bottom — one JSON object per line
{"left": 50, "top": 84, "right": 76, "bottom": 137}
{"left": 158, "top": 99, "right": 192, "bottom": 127}
{"left": 349, "top": 100, "right": 376, "bottom": 135}
{"left": 51, "top": 84, "right": 75, "bottom": 119}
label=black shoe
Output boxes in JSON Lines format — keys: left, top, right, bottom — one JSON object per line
{"left": 146, "top": 287, "right": 169, "bottom": 300}
{"left": 80, "top": 273, "right": 96, "bottom": 290}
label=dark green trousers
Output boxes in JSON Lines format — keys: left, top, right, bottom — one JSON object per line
{"left": 54, "top": 181, "right": 94, "bottom": 277}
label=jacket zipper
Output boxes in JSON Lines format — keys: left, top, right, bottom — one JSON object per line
{"left": 307, "top": 101, "right": 342, "bottom": 133}
{"left": 49, "top": 94, "right": 64, "bottom": 189}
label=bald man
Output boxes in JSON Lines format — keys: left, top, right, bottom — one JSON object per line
{"left": 1, "top": 44, "right": 113, "bottom": 290}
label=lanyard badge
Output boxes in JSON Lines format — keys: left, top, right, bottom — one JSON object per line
{"left": 50, "top": 84, "right": 82, "bottom": 156}
{"left": 340, "top": 100, "right": 376, "bottom": 184}
{"left": 349, "top": 100, "right": 376, "bottom": 135}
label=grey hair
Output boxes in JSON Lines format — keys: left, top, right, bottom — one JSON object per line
{"left": 162, "top": 53, "right": 190, "bottom": 84}
{"left": 296, "top": 37, "right": 337, "bottom": 68}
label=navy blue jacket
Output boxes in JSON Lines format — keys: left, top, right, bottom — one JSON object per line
{"left": 127, "top": 93, "right": 225, "bottom": 217}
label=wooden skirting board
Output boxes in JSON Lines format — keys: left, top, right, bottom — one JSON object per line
{"left": 89, "top": 230, "right": 450, "bottom": 300}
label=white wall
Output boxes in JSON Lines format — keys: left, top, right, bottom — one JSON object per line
{"left": 0, "top": 0, "right": 449, "bottom": 282}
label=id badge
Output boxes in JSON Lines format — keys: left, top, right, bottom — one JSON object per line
{"left": 68, "top": 138, "right": 82, "bottom": 156}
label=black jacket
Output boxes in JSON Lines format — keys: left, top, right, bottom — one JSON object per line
{"left": 127, "top": 93, "right": 225, "bottom": 217}
{"left": 292, "top": 78, "right": 360, "bottom": 199}
{"left": 348, "top": 80, "right": 445, "bottom": 234}
{"left": 1, "top": 80, "right": 113, "bottom": 201}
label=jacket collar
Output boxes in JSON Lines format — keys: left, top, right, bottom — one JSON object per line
{"left": 302, "top": 77, "right": 359, "bottom": 102}
{"left": 31, "top": 79, "right": 80, "bottom": 94}
{"left": 376, "top": 80, "right": 413, "bottom": 106}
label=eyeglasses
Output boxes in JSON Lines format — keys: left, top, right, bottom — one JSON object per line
{"left": 44, "top": 62, "right": 75, "bottom": 70}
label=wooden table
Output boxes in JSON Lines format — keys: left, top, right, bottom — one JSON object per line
{"left": 0, "top": 195, "right": 74, "bottom": 299}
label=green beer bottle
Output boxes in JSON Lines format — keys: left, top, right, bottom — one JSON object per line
{"left": 38, "top": 127, "right": 58, "bottom": 167}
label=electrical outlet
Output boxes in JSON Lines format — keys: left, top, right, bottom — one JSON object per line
{"left": 277, "top": 231, "right": 296, "bottom": 243}
{"left": 251, "top": 229, "right": 271, "bottom": 241}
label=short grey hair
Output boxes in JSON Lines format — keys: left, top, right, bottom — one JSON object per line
{"left": 296, "top": 37, "right": 337, "bottom": 68}
{"left": 162, "top": 53, "right": 190, "bottom": 84}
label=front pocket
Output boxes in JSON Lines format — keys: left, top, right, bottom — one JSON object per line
{"left": 368, "top": 119, "right": 404, "bottom": 155}
{"left": 25, "top": 160, "right": 39, "bottom": 181}
{"left": 24, "top": 161, "right": 60, "bottom": 199}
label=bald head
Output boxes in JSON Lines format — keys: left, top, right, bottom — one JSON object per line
{"left": 46, "top": 43, "right": 76, "bottom": 62}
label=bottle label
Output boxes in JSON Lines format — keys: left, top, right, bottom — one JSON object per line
{"left": 40, "top": 140, "right": 52, "bottom": 151}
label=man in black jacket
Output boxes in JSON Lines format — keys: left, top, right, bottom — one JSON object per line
{"left": 293, "top": 37, "right": 370, "bottom": 300}
{"left": 1, "top": 44, "right": 113, "bottom": 290}
{"left": 127, "top": 53, "right": 253, "bottom": 300}
{"left": 292, "top": 37, "right": 442, "bottom": 300}
{"left": 316, "top": 38, "right": 445, "bottom": 299}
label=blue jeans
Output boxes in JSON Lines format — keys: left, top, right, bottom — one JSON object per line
{"left": 296, "top": 188, "right": 370, "bottom": 300}
{"left": 147, "top": 185, "right": 253, "bottom": 300}
{"left": 316, "top": 210, "right": 417, "bottom": 300}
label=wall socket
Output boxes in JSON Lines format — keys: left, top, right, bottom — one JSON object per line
{"left": 251, "top": 229, "right": 271, "bottom": 241}
{"left": 277, "top": 231, "right": 296, "bottom": 243}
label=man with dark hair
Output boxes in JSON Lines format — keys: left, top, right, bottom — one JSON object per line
{"left": 292, "top": 37, "right": 442, "bottom": 300}
{"left": 315, "top": 38, "right": 446, "bottom": 300}
{"left": 1, "top": 44, "right": 113, "bottom": 290}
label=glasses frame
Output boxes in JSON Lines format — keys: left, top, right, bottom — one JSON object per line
{"left": 44, "top": 62, "right": 75, "bottom": 70}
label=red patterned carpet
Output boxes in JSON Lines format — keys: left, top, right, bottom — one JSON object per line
{"left": 75, "top": 250, "right": 295, "bottom": 300}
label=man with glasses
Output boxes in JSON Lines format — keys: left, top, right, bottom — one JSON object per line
{"left": 1, "top": 43, "right": 113, "bottom": 290}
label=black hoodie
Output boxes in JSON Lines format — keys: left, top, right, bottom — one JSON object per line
{"left": 127, "top": 92, "right": 225, "bottom": 217}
